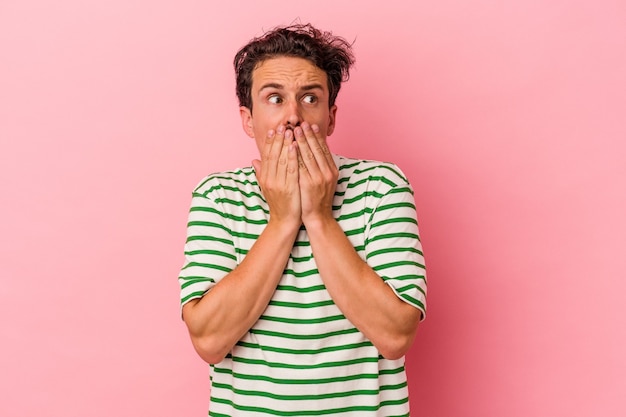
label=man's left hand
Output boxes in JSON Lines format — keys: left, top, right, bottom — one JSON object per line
{"left": 293, "top": 122, "right": 338, "bottom": 227}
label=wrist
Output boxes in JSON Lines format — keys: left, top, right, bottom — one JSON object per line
{"left": 301, "top": 211, "right": 336, "bottom": 232}
{"left": 266, "top": 215, "right": 302, "bottom": 236}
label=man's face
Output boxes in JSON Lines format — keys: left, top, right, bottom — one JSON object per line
{"left": 240, "top": 56, "right": 337, "bottom": 154}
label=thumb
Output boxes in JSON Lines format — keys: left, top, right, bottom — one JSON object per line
{"left": 252, "top": 159, "right": 261, "bottom": 175}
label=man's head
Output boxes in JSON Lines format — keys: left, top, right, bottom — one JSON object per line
{"left": 234, "top": 23, "right": 355, "bottom": 112}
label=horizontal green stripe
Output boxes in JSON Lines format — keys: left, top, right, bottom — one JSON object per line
{"left": 389, "top": 274, "right": 426, "bottom": 281}
{"left": 336, "top": 207, "right": 374, "bottom": 221}
{"left": 250, "top": 327, "right": 359, "bottom": 340}
{"left": 268, "top": 299, "right": 335, "bottom": 309}
{"left": 212, "top": 366, "right": 379, "bottom": 385}
{"left": 201, "top": 183, "right": 261, "bottom": 200}
{"left": 379, "top": 366, "right": 405, "bottom": 376}
{"left": 288, "top": 254, "right": 314, "bottom": 262}
{"left": 337, "top": 160, "right": 361, "bottom": 171}
{"left": 282, "top": 268, "right": 319, "bottom": 278}
{"left": 179, "top": 274, "right": 215, "bottom": 282}
{"left": 396, "top": 283, "right": 427, "bottom": 297}
{"left": 259, "top": 314, "right": 345, "bottom": 325}
{"left": 231, "top": 354, "right": 380, "bottom": 370}
{"left": 363, "top": 164, "right": 408, "bottom": 183}
{"left": 400, "top": 294, "right": 425, "bottom": 311}
{"left": 210, "top": 380, "right": 406, "bottom": 401}
{"left": 374, "top": 260, "right": 425, "bottom": 271}
{"left": 387, "top": 185, "right": 413, "bottom": 195}
{"left": 187, "top": 220, "right": 261, "bottom": 240}
{"left": 186, "top": 220, "right": 231, "bottom": 236}
{"left": 346, "top": 175, "right": 397, "bottom": 190}
{"left": 275, "top": 284, "right": 326, "bottom": 293}
{"left": 194, "top": 169, "right": 257, "bottom": 191}
{"left": 366, "top": 246, "right": 423, "bottom": 260}
{"left": 375, "top": 201, "right": 416, "bottom": 212}
{"left": 180, "top": 277, "right": 214, "bottom": 290}
{"left": 236, "top": 340, "right": 373, "bottom": 355}
{"left": 186, "top": 234, "right": 233, "bottom": 246}
{"left": 208, "top": 412, "right": 229, "bottom": 417}
{"left": 181, "top": 261, "right": 232, "bottom": 273}
{"left": 213, "top": 197, "right": 267, "bottom": 213}
{"left": 185, "top": 249, "right": 237, "bottom": 260}
{"left": 344, "top": 226, "right": 366, "bottom": 236}
{"left": 333, "top": 190, "right": 386, "bottom": 208}
{"left": 370, "top": 217, "right": 417, "bottom": 229}
{"left": 210, "top": 396, "right": 408, "bottom": 416}
{"left": 366, "top": 232, "right": 419, "bottom": 245}
{"left": 180, "top": 290, "right": 206, "bottom": 304}
{"left": 269, "top": 300, "right": 335, "bottom": 308}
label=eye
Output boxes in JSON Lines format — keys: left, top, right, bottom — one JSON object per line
{"left": 302, "top": 94, "right": 318, "bottom": 104}
{"left": 268, "top": 94, "right": 283, "bottom": 104}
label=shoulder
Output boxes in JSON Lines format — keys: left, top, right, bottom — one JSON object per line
{"left": 334, "top": 154, "right": 412, "bottom": 189}
{"left": 191, "top": 166, "right": 259, "bottom": 200}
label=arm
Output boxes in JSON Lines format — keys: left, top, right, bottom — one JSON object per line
{"left": 302, "top": 217, "right": 422, "bottom": 359}
{"left": 182, "top": 128, "right": 301, "bottom": 364}
{"left": 294, "top": 122, "right": 424, "bottom": 359}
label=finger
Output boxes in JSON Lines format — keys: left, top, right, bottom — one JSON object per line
{"left": 295, "top": 147, "right": 308, "bottom": 179}
{"left": 303, "top": 123, "right": 332, "bottom": 165}
{"left": 286, "top": 141, "right": 299, "bottom": 187}
{"left": 294, "top": 124, "right": 320, "bottom": 176}
{"left": 298, "top": 122, "right": 333, "bottom": 175}
{"left": 276, "top": 129, "right": 293, "bottom": 182}
{"left": 310, "top": 123, "right": 335, "bottom": 167}
{"left": 263, "top": 125, "right": 285, "bottom": 178}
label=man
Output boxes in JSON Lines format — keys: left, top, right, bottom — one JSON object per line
{"left": 179, "top": 23, "right": 427, "bottom": 416}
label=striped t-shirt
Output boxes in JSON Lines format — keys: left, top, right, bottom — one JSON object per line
{"left": 179, "top": 154, "right": 427, "bottom": 416}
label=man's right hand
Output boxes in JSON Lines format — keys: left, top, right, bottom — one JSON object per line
{"left": 183, "top": 125, "right": 304, "bottom": 364}
{"left": 252, "top": 125, "right": 302, "bottom": 228}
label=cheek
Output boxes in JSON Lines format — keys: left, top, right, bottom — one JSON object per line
{"left": 252, "top": 110, "right": 281, "bottom": 131}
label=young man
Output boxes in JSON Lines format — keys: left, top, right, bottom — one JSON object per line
{"left": 179, "top": 24, "right": 427, "bottom": 416}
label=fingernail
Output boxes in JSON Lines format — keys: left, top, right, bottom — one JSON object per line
{"left": 277, "top": 125, "right": 285, "bottom": 134}
{"left": 267, "top": 129, "right": 275, "bottom": 138}
{"left": 285, "top": 129, "right": 293, "bottom": 140}
{"left": 311, "top": 124, "right": 320, "bottom": 133}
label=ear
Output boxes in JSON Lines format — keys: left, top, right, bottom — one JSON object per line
{"left": 239, "top": 106, "right": 255, "bottom": 138}
{"left": 326, "top": 104, "right": 337, "bottom": 136}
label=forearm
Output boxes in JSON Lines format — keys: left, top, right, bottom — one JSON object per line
{"left": 183, "top": 220, "right": 299, "bottom": 364}
{"left": 305, "top": 216, "right": 421, "bottom": 359}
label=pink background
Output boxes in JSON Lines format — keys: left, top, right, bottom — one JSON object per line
{"left": 1, "top": 1, "right": 625, "bottom": 416}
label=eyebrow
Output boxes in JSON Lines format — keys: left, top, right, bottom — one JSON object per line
{"left": 258, "top": 82, "right": 325, "bottom": 92}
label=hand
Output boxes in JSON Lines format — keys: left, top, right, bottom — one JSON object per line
{"left": 293, "top": 122, "right": 338, "bottom": 227}
{"left": 252, "top": 125, "right": 301, "bottom": 228}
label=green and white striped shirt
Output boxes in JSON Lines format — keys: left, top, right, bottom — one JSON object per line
{"left": 179, "top": 154, "right": 427, "bottom": 416}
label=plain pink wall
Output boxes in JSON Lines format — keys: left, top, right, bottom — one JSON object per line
{"left": 1, "top": 1, "right": 625, "bottom": 416}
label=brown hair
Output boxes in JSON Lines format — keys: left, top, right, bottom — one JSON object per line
{"left": 234, "top": 23, "right": 355, "bottom": 110}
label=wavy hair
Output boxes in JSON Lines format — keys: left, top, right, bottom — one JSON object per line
{"left": 234, "top": 23, "right": 355, "bottom": 110}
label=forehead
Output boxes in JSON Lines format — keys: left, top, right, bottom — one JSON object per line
{"left": 251, "top": 56, "right": 328, "bottom": 90}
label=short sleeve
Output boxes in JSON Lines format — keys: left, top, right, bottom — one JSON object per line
{"left": 178, "top": 192, "right": 238, "bottom": 308}
{"left": 364, "top": 182, "right": 427, "bottom": 320}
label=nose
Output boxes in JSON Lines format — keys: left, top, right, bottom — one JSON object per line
{"left": 285, "top": 100, "right": 302, "bottom": 128}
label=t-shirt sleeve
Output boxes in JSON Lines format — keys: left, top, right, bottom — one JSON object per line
{"left": 178, "top": 192, "right": 238, "bottom": 308}
{"left": 364, "top": 181, "right": 427, "bottom": 320}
